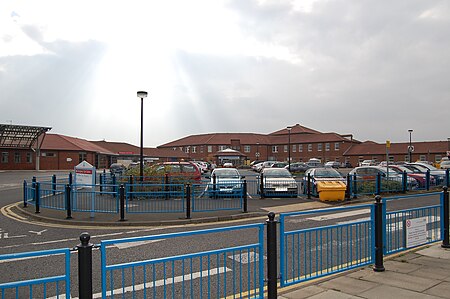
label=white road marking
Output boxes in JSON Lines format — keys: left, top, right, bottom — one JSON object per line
{"left": 113, "top": 239, "right": 163, "bottom": 249}
{"left": 47, "top": 267, "right": 232, "bottom": 299}
{"left": 228, "top": 251, "right": 265, "bottom": 264}
{"left": 29, "top": 229, "right": 48, "bottom": 235}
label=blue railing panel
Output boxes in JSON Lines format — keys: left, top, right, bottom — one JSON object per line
{"left": 0, "top": 248, "right": 71, "bottom": 299}
{"left": 72, "top": 184, "right": 119, "bottom": 213}
{"left": 191, "top": 183, "right": 243, "bottom": 212}
{"left": 126, "top": 183, "right": 185, "bottom": 213}
{"left": 100, "top": 224, "right": 265, "bottom": 299}
{"left": 280, "top": 204, "right": 374, "bottom": 287}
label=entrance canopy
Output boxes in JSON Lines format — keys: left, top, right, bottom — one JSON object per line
{"left": 0, "top": 124, "right": 51, "bottom": 148}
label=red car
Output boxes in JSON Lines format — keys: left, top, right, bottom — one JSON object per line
{"left": 387, "top": 165, "right": 435, "bottom": 188}
{"left": 154, "top": 162, "right": 202, "bottom": 182}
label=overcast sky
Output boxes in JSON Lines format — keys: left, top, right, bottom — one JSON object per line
{"left": 1, "top": 0, "right": 449, "bottom": 147}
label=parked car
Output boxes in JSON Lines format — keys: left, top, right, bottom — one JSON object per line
{"left": 206, "top": 168, "right": 244, "bottom": 197}
{"left": 349, "top": 166, "right": 418, "bottom": 189}
{"left": 440, "top": 160, "right": 450, "bottom": 170}
{"left": 271, "top": 162, "right": 288, "bottom": 168}
{"left": 109, "top": 163, "right": 126, "bottom": 176}
{"left": 324, "top": 161, "right": 340, "bottom": 168}
{"left": 285, "top": 162, "right": 310, "bottom": 173}
{"left": 252, "top": 162, "right": 264, "bottom": 172}
{"left": 258, "top": 161, "right": 278, "bottom": 172}
{"left": 153, "top": 161, "right": 202, "bottom": 182}
{"left": 341, "top": 161, "right": 353, "bottom": 168}
{"left": 306, "top": 158, "right": 323, "bottom": 168}
{"left": 258, "top": 168, "right": 298, "bottom": 197}
{"left": 192, "top": 161, "right": 209, "bottom": 173}
{"left": 303, "top": 167, "right": 345, "bottom": 196}
{"left": 387, "top": 165, "right": 435, "bottom": 188}
{"left": 406, "top": 162, "right": 446, "bottom": 184}
{"left": 223, "top": 162, "right": 234, "bottom": 168}
{"left": 359, "top": 160, "right": 376, "bottom": 166}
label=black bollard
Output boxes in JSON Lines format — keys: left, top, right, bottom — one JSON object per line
{"left": 442, "top": 186, "right": 450, "bottom": 248}
{"left": 373, "top": 195, "right": 385, "bottom": 272}
{"left": 119, "top": 184, "right": 126, "bottom": 221}
{"left": 266, "top": 212, "right": 278, "bottom": 299}
{"left": 66, "top": 184, "right": 72, "bottom": 219}
{"left": 77, "top": 233, "right": 93, "bottom": 299}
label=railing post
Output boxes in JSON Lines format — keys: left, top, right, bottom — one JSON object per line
{"left": 23, "top": 180, "right": 28, "bottom": 207}
{"left": 426, "top": 170, "right": 430, "bottom": 191}
{"left": 243, "top": 180, "right": 248, "bottom": 213}
{"left": 129, "top": 175, "right": 134, "bottom": 201}
{"left": 376, "top": 172, "right": 381, "bottom": 195}
{"left": 52, "top": 174, "right": 57, "bottom": 195}
{"left": 353, "top": 173, "right": 358, "bottom": 199}
{"left": 32, "top": 176, "right": 36, "bottom": 200}
{"left": 112, "top": 174, "right": 116, "bottom": 198}
{"left": 77, "top": 233, "right": 93, "bottom": 299}
{"left": 345, "top": 175, "right": 351, "bottom": 200}
{"left": 35, "top": 182, "right": 40, "bottom": 214}
{"left": 373, "top": 195, "right": 385, "bottom": 272}
{"left": 119, "top": 184, "right": 126, "bottom": 221}
{"left": 260, "top": 173, "right": 265, "bottom": 199}
{"left": 266, "top": 212, "right": 278, "bottom": 299}
{"left": 402, "top": 171, "right": 407, "bottom": 193}
{"left": 446, "top": 169, "right": 449, "bottom": 187}
{"left": 212, "top": 173, "right": 217, "bottom": 198}
{"left": 69, "top": 172, "right": 73, "bottom": 186}
{"left": 186, "top": 184, "right": 191, "bottom": 219}
{"left": 165, "top": 173, "right": 169, "bottom": 200}
{"left": 307, "top": 173, "right": 311, "bottom": 199}
{"left": 442, "top": 186, "right": 450, "bottom": 248}
{"left": 66, "top": 184, "right": 72, "bottom": 219}
{"left": 99, "top": 172, "right": 103, "bottom": 194}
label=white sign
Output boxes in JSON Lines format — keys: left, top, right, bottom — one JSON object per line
{"left": 74, "top": 160, "right": 96, "bottom": 186}
{"left": 404, "top": 217, "right": 427, "bottom": 248}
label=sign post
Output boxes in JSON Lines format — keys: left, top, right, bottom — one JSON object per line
{"left": 74, "top": 161, "right": 96, "bottom": 218}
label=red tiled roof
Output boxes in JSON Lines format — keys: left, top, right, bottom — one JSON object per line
{"left": 159, "top": 133, "right": 272, "bottom": 147}
{"left": 144, "top": 147, "right": 189, "bottom": 159}
{"left": 91, "top": 140, "right": 140, "bottom": 155}
{"left": 269, "top": 124, "right": 321, "bottom": 135}
{"left": 42, "top": 134, "right": 115, "bottom": 155}
{"left": 344, "top": 141, "right": 448, "bottom": 156}
{"left": 269, "top": 132, "right": 356, "bottom": 144}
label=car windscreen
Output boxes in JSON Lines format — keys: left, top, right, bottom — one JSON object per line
{"left": 264, "top": 169, "right": 292, "bottom": 177}
{"left": 213, "top": 169, "right": 240, "bottom": 178}
{"left": 314, "top": 169, "right": 342, "bottom": 178}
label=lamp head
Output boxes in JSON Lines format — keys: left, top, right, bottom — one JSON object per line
{"left": 137, "top": 91, "right": 148, "bottom": 98}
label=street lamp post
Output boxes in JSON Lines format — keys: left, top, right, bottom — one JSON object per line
{"left": 287, "top": 126, "right": 292, "bottom": 172}
{"left": 408, "top": 129, "right": 413, "bottom": 163}
{"left": 137, "top": 91, "right": 148, "bottom": 181}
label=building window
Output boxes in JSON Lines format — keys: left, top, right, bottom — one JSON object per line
{"left": 1, "top": 152, "right": 9, "bottom": 163}
{"left": 272, "top": 146, "right": 278, "bottom": 153}
{"left": 292, "top": 144, "right": 297, "bottom": 152}
{"left": 388, "top": 156, "right": 395, "bottom": 162}
{"left": 200, "top": 146, "right": 204, "bottom": 153}
{"left": 325, "top": 143, "right": 330, "bottom": 151}
{"left": 299, "top": 144, "right": 303, "bottom": 152}
{"left": 192, "top": 146, "right": 196, "bottom": 153}
{"left": 207, "top": 146, "right": 213, "bottom": 153}
{"left": 405, "top": 155, "right": 410, "bottom": 162}
{"left": 420, "top": 155, "right": 426, "bottom": 161}
{"left": 42, "top": 152, "right": 55, "bottom": 157}
{"left": 308, "top": 144, "right": 312, "bottom": 152}
{"left": 435, "top": 155, "right": 442, "bottom": 162}
{"left": 173, "top": 147, "right": 177, "bottom": 151}
{"left": 79, "top": 152, "right": 87, "bottom": 163}
{"left": 317, "top": 144, "right": 322, "bottom": 152}
{"left": 335, "top": 143, "right": 340, "bottom": 151}
{"left": 244, "top": 145, "right": 251, "bottom": 153}
{"left": 14, "top": 153, "right": 21, "bottom": 163}
{"left": 219, "top": 145, "right": 227, "bottom": 151}
{"left": 185, "top": 146, "right": 190, "bottom": 153}
{"left": 284, "top": 145, "right": 288, "bottom": 153}
{"left": 26, "top": 153, "right": 32, "bottom": 163}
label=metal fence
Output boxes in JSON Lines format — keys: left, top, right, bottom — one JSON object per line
{"left": 0, "top": 248, "right": 71, "bottom": 298}
{"left": 4, "top": 188, "right": 450, "bottom": 298}
{"left": 100, "top": 224, "right": 265, "bottom": 299}
{"left": 279, "top": 204, "right": 374, "bottom": 287}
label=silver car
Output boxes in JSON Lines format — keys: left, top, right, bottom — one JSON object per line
{"left": 259, "top": 168, "right": 298, "bottom": 197}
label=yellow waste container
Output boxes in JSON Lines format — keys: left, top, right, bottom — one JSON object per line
{"left": 316, "top": 181, "right": 347, "bottom": 201}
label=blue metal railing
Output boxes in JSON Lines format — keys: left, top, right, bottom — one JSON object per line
{"left": 0, "top": 248, "right": 71, "bottom": 298}
{"left": 72, "top": 184, "right": 119, "bottom": 213}
{"left": 383, "top": 192, "right": 442, "bottom": 255}
{"left": 99, "top": 224, "right": 265, "bottom": 299}
{"left": 279, "top": 204, "right": 374, "bottom": 287}
{"left": 191, "top": 182, "right": 244, "bottom": 212}
{"left": 126, "top": 183, "right": 185, "bottom": 213}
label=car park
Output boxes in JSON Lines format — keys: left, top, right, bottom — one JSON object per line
{"left": 387, "top": 164, "right": 435, "bottom": 188}
{"left": 192, "top": 161, "right": 209, "bottom": 173}
{"left": 306, "top": 158, "right": 323, "bottom": 168}
{"left": 406, "top": 162, "right": 446, "bottom": 184}
{"left": 285, "top": 162, "right": 309, "bottom": 173}
{"left": 258, "top": 161, "right": 278, "bottom": 172}
{"left": 303, "top": 167, "right": 345, "bottom": 196}
{"left": 154, "top": 161, "right": 202, "bottom": 182}
{"left": 109, "top": 163, "right": 126, "bottom": 176}
{"left": 206, "top": 167, "right": 244, "bottom": 197}
{"left": 349, "top": 166, "right": 418, "bottom": 188}
{"left": 359, "top": 160, "right": 376, "bottom": 166}
{"left": 252, "top": 162, "right": 264, "bottom": 172}
{"left": 324, "top": 161, "right": 340, "bottom": 168}
{"left": 258, "top": 168, "right": 298, "bottom": 197}
{"left": 271, "top": 162, "right": 288, "bottom": 168}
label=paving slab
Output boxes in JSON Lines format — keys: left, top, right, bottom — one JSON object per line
{"left": 318, "top": 276, "right": 377, "bottom": 295}
{"left": 260, "top": 201, "right": 329, "bottom": 213}
{"left": 350, "top": 269, "right": 440, "bottom": 292}
{"left": 305, "top": 289, "right": 361, "bottom": 299}
{"left": 416, "top": 246, "right": 450, "bottom": 259}
{"left": 424, "top": 282, "right": 450, "bottom": 298}
{"left": 382, "top": 260, "right": 423, "bottom": 274}
{"left": 408, "top": 255, "right": 450, "bottom": 269}
{"left": 408, "top": 265, "right": 450, "bottom": 281}
{"left": 360, "top": 284, "right": 442, "bottom": 299}
{"left": 278, "top": 285, "right": 326, "bottom": 299}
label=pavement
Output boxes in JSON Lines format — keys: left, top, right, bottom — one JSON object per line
{"left": 11, "top": 195, "right": 450, "bottom": 299}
